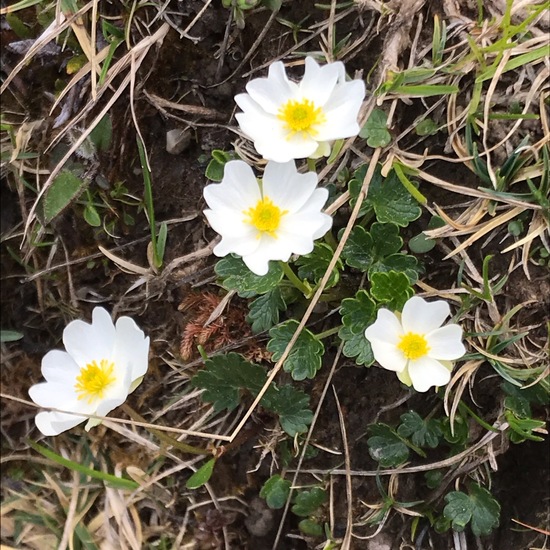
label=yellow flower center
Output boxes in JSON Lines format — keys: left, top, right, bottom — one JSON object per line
{"left": 398, "top": 332, "right": 430, "bottom": 360}
{"left": 243, "top": 196, "right": 287, "bottom": 237}
{"left": 75, "top": 359, "right": 116, "bottom": 403}
{"left": 277, "top": 98, "right": 326, "bottom": 137}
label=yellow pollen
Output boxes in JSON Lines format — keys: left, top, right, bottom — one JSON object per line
{"left": 277, "top": 98, "right": 326, "bottom": 137}
{"left": 243, "top": 196, "right": 287, "bottom": 237}
{"left": 75, "top": 359, "right": 116, "bottom": 403}
{"left": 398, "top": 333, "right": 430, "bottom": 360}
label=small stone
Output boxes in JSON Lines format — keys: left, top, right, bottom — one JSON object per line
{"left": 245, "top": 497, "right": 275, "bottom": 537}
{"left": 166, "top": 128, "right": 191, "bottom": 155}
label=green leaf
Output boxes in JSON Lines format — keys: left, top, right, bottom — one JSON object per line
{"left": 440, "top": 416, "right": 469, "bottom": 446}
{"left": 89, "top": 115, "right": 112, "bottom": 152}
{"left": 415, "top": 118, "right": 439, "bottom": 136}
{"left": 443, "top": 491, "right": 472, "bottom": 531}
{"left": 338, "top": 290, "right": 376, "bottom": 366}
{"left": 397, "top": 411, "right": 442, "bottom": 448}
{"left": 83, "top": 203, "right": 101, "bottom": 227}
{"left": 186, "top": 458, "right": 216, "bottom": 489}
{"left": 265, "top": 385, "right": 313, "bottom": 437}
{"left": 268, "top": 320, "right": 324, "bottom": 381}
{"left": 40, "top": 170, "right": 87, "bottom": 224}
{"left": 340, "top": 290, "right": 377, "bottom": 334}
{"left": 409, "top": 233, "right": 436, "bottom": 253}
{"left": 296, "top": 242, "right": 342, "bottom": 289}
{"left": 191, "top": 353, "right": 267, "bottom": 411}
{"left": 298, "top": 519, "right": 324, "bottom": 537}
{"left": 260, "top": 475, "right": 291, "bottom": 509}
{"left": 367, "top": 424, "right": 410, "bottom": 467}
{"left": 425, "top": 470, "right": 443, "bottom": 489}
{"left": 205, "top": 159, "right": 225, "bottom": 182}
{"left": 339, "top": 326, "right": 375, "bottom": 366}
{"left": 343, "top": 223, "right": 401, "bottom": 270}
{"left": 6, "top": 13, "right": 33, "bottom": 38}
{"left": 291, "top": 487, "right": 327, "bottom": 517}
{"left": 359, "top": 108, "right": 391, "bottom": 147}
{"left": 0, "top": 330, "right": 23, "bottom": 343}
{"left": 191, "top": 353, "right": 313, "bottom": 437}
{"left": 349, "top": 165, "right": 422, "bottom": 226}
{"left": 370, "top": 271, "right": 414, "bottom": 310}
{"left": 468, "top": 484, "right": 500, "bottom": 536}
{"left": 155, "top": 221, "right": 168, "bottom": 266}
{"left": 444, "top": 484, "right": 500, "bottom": 536}
{"left": 342, "top": 223, "right": 420, "bottom": 283}
{"left": 247, "top": 287, "right": 286, "bottom": 333}
{"left": 216, "top": 255, "right": 283, "bottom": 297}
{"left": 262, "top": 0, "right": 282, "bottom": 9}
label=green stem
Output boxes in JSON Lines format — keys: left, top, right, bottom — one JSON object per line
{"left": 279, "top": 261, "right": 311, "bottom": 297}
{"left": 307, "top": 157, "right": 317, "bottom": 172}
{"left": 316, "top": 325, "right": 342, "bottom": 340}
{"left": 458, "top": 401, "right": 500, "bottom": 433}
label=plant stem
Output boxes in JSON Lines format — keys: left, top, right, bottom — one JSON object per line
{"left": 316, "top": 326, "right": 342, "bottom": 340}
{"left": 279, "top": 261, "right": 311, "bottom": 297}
{"left": 458, "top": 401, "right": 499, "bottom": 433}
{"left": 122, "top": 404, "right": 212, "bottom": 455}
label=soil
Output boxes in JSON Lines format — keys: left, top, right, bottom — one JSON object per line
{"left": 1, "top": 1, "right": 549, "bottom": 549}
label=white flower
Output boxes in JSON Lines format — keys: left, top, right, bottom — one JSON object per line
{"left": 29, "top": 307, "right": 149, "bottom": 436}
{"left": 204, "top": 159, "right": 332, "bottom": 276}
{"left": 364, "top": 296, "right": 466, "bottom": 392}
{"left": 235, "top": 56, "right": 365, "bottom": 162}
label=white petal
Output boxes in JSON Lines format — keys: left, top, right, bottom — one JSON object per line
{"left": 95, "top": 391, "right": 128, "bottom": 418}
{"left": 112, "top": 316, "right": 150, "bottom": 382}
{"left": 298, "top": 57, "right": 340, "bottom": 106}
{"left": 408, "top": 356, "right": 452, "bottom": 392}
{"left": 204, "top": 161, "right": 261, "bottom": 212}
{"left": 370, "top": 340, "right": 408, "bottom": 372}
{"left": 426, "top": 325, "right": 466, "bottom": 360}
{"left": 62, "top": 308, "right": 115, "bottom": 367}
{"left": 242, "top": 253, "right": 272, "bottom": 276}
{"left": 35, "top": 411, "right": 87, "bottom": 436}
{"left": 29, "top": 381, "right": 76, "bottom": 407}
{"left": 294, "top": 187, "right": 330, "bottom": 215}
{"left": 401, "top": 297, "right": 450, "bottom": 334}
{"left": 254, "top": 132, "right": 320, "bottom": 162}
{"left": 213, "top": 233, "right": 260, "bottom": 258}
{"left": 203, "top": 208, "right": 254, "bottom": 241}
{"left": 41, "top": 350, "right": 79, "bottom": 384}
{"left": 242, "top": 233, "right": 294, "bottom": 275}
{"left": 281, "top": 211, "right": 332, "bottom": 249}
{"left": 262, "top": 162, "right": 318, "bottom": 212}
{"left": 315, "top": 80, "right": 365, "bottom": 141}
{"left": 244, "top": 62, "right": 299, "bottom": 114}
{"left": 364, "top": 309, "right": 403, "bottom": 346}
{"left": 234, "top": 109, "right": 282, "bottom": 144}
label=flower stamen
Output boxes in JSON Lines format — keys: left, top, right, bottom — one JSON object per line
{"left": 75, "top": 359, "right": 116, "bottom": 403}
{"left": 277, "top": 98, "right": 326, "bottom": 138}
{"left": 243, "top": 196, "right": 287, "bottom": 237}
{"left": 398, "top": 332, "right": 430, "bottom": 360}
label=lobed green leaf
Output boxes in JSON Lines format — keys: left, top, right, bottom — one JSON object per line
{"left": 216, "top": 255, "right": 283, "bottom": 297}
{"left": 268, "top": 320, "right": 324, "bottom": 381}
